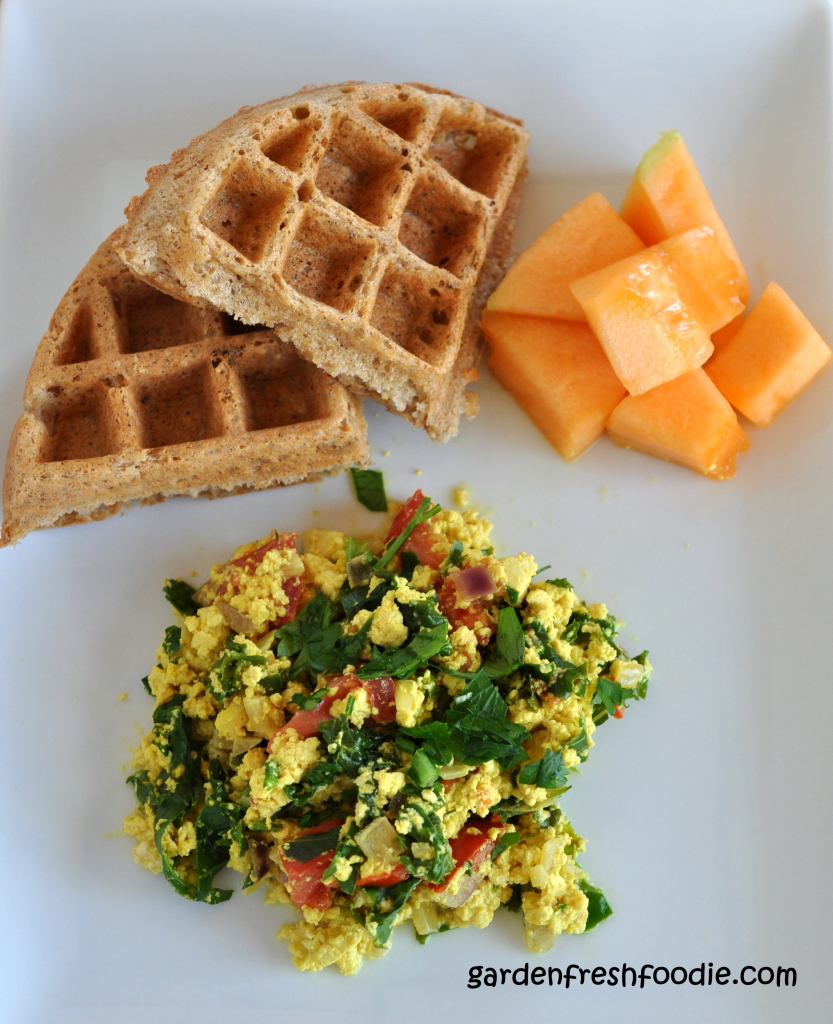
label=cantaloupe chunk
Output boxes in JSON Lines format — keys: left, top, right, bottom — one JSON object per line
{"left": 485, "top": 192, "right": 644, "bottom": 322}
{"left": 482, "top": 310, "right": 627, "bottom": 461}
{"left": 705, "top": 282, "right": 832, "bottom": 427}
{"left": 710, "top": 314, "right": 744, "bottom": 356}
{"left": 651, "top": 227, "right": 745, "bottom": 335}
{"left": 621, "top": 130, "right": 750, "bottom": 304}
{"left": 570, "top": 249, "right": 713, "bottom": 395}
{"left": 607, "top": 368, "right": 751, "bottom": 480}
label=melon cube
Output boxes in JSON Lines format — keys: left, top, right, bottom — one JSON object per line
{"left": 621, "top": 130, "right": 750, "bottom": 304}
{"left": 706, "top": 282, "right": 832, "bottom": 427}
{"left": 651, "top": 227, "right": 745, "bottom": 335}
{"left": 482, "top": 311, "right": 627, "bottom": 461}
{"left": 570, "top": 249, "right": 713, "bottom": 395}
{"left": 607, "top": 368, "right": 751, "bottom": 479}
{"left": 485, "top": 192, "right": 644, "bottom": 322}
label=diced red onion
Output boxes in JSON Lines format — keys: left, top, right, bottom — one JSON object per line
{"left": 451, "top": 565, "right": 496, "bottom": 601}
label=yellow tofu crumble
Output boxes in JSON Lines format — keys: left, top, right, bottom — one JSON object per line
{"left": 125, "top": 490, "right": 651, "bottom": 974}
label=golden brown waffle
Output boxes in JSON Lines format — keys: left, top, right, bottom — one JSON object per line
{"left": 118, "top": 82, "right": 529, "bottom": 441}
{"left": 1, "top": 228, "right": 370, "bottom": 546}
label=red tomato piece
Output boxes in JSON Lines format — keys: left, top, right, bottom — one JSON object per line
{"left": 362, "top": 676, "right": 397, "bottom": 723}
{"left": 277, "top": 675, "right": 361, "bottom": 741}
{"left": 613, "top": 705, "right": 625, "bottom": 719}
{"left": 356, "top": 862, "right": 410, "bottom": 888}
{"left": 280, "top": 818, "right": 343, "bottom": 911}
{"left": 386, "top": 490, "right": 445, "bottom": 570}
{"left": 428, "top": 815, "right": 502, "bottom": 892}
{"left": 437, "top": 576, "right": 496, "bottom": 645}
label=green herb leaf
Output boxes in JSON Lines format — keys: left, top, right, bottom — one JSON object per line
{"left": 283, "top": 825, "right": 342, "bottom": 863}
{"left": 351, "top": 468, "right": 388, "bottom": 512}
{"left": 162, "top": 625, "right": 182, "bottom": 657}
{"left": 163, "top": 578, "right": 200, "bottom": 616}
{"left": 492, "top": 831, "right": 523, "bottom": 860}
{"left": 373, "top": 496, "right": 441, "bottom": 572}
{"left": 517, "top": 748, "right": 569, "bottom": 790}
{"left": 578, "top": 878, "right": 613, "bottom": 930}
{"left": 546, "top": 577, "right": 572, "bottom": 589}
{"left": 445, "top": 540, "right": 464, "bottom": 568}
{"left": 277, "top": 591, "right": 374, "bottom": 680}
{"left": 365, "top": 877, "right": 422, "bottom": 947}
{"left": 208, "top": 636, "right": 268, "bottom": 702}
{"left": 481, "top": 607, "right": 525, "bottom": 680}
{"left": 444, "top": 670, "right": 530, "bottom": 770}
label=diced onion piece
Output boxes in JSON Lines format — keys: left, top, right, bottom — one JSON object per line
{"left": 539, "top": 837, "right": 559, "bottom": 874}
{"left": 529, "top": 865, "right": 549, "bottom": 889}
{"left": 355, "top": 816, "right": 402, "bottom": 861}
{"left": 346, "top": 556, "right": 373, "bottom": 589}
{"left": 451, "top": 564, "right": 496, "bottom": 601}
{"left": 525, "top": 923, "right": 556, "bottom": 954}
{"left": 231, "top": 735, "right": 262, "bottom": 757}
{"left": 411, "top": 902, "right": 443, "bottom": 936}
{"left": 216, "top": 600, "right": 258, "bottom": 635}
{"left": 438, "top": 761, "right": 473, "bottom": 781}
{"left": 431, "top": 871, "right": 483, "bottom": 908}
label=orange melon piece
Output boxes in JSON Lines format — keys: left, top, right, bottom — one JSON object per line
{"left": 651, "top": 227, "right": 745, "bottom": 335}
{"left": 710, "top": 313, "right": 745, "bottom": 356}
{"left": 482, "top": 310, "right": 627, "bottom": 461}
{"left": 570, "top": 249, "right": 713, "bottom": 395}
{"left": 621, "top": 130, "right": 750, "bottom": 304}
{"left": 705, "top": 282, "right": 833, "bottom": 427}
{"left": 607, "top": 368, "right": 751, "bottom": 480}
{"left": 485, "top": 192, "right": 644, "bottom": 322}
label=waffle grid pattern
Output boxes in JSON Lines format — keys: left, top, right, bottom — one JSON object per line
{"left": 1, "top": 233, "right": 369, "bottom": 544}
{"left": 120, "top": 83, "right": 529, "bottom": 437}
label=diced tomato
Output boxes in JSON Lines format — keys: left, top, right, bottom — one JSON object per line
{"left": 277, "top": 675, "right": 361, "bottom": 741}
{"left": 613, "top": 705, "right": 625, "bottom": 719}
{"left": 363, "top": 676, "right": 397, "bottom": 723}
{"left": 437, "top": 576, "right": 496, "bottom": 645}
{"left": 386, "top": 490, "right": 445, "bottom": 570}
{"left": 427, "top": 814, "right": 503, "bottom": 892}
{"left": 279, "top": 818, "right": 343, "bottom": 912}
{"left": 356, "top": 862, "right": 410, "bottom": 888}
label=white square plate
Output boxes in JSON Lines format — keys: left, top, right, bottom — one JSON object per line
{"left": 1, "top": 1, "right": 831, "bottom": 1021}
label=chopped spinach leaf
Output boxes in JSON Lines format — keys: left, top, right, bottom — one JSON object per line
{"left": 517, "top": 748, "right": 569, "bottom": 790}
{"left": 578, "top": 878, "right": 613, "bottom": 930}
{"left": 546, "top": 577, "right": 572, "bottom": 589}
{"left": 141, "top": 674, "right": 152, "bottom": 695}
{"left": 358, "top": 618, "right": 450, "bottom": 679}
{"left": 194, "top": 759, "right": 244, "bottom": 902}
{"left": 351, "top": 468, "right": 388, "bottom": 512}
{"left": 283, "top": 825, "right": 342, "bottom": 863}
{"left": 445, "top": 540, "right": 464, "bottom": 568}
{"left": 397, "top": 800, "right": 454, "bottom": 884}
{"left": 163, "top": 578, "right": 200, "bottom": 616}
{"left": 480, "top": 607, "right": 525, "bottom": 680}
{"left": 445, "top": 670, "right": 529, "bottom": 770}
{"left": 162, "top": 625, "right": 182, "bottom": 657}
{"left": 208, "top": 635, "right": 268, "bottom": 702}
{"left": 365, "top": 876, "right": 422, "bottom": 946}
{"left": 277, "top": 590, "right": 374, "bottom": 679}
{"left": 492, "top": 831, "right": 523, "bottom": 860}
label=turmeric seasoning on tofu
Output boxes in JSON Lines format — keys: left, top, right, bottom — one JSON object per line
{"left": 124, "top": 488, "right": 651, "bottom": 974}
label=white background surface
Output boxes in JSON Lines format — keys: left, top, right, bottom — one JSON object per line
{"left": 1, "top": 1, "right": 831, "bottom": 1021}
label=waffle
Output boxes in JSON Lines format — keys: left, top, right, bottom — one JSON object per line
{"left": 1, "top": 228, "right": 370, "bottom": 546}
{"left": 118, "top": 81, "right": 529, "bottom": 441}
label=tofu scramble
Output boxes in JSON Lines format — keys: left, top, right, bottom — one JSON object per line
{"left": 124, "top": 490, "right": 651, "bottom": 973}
